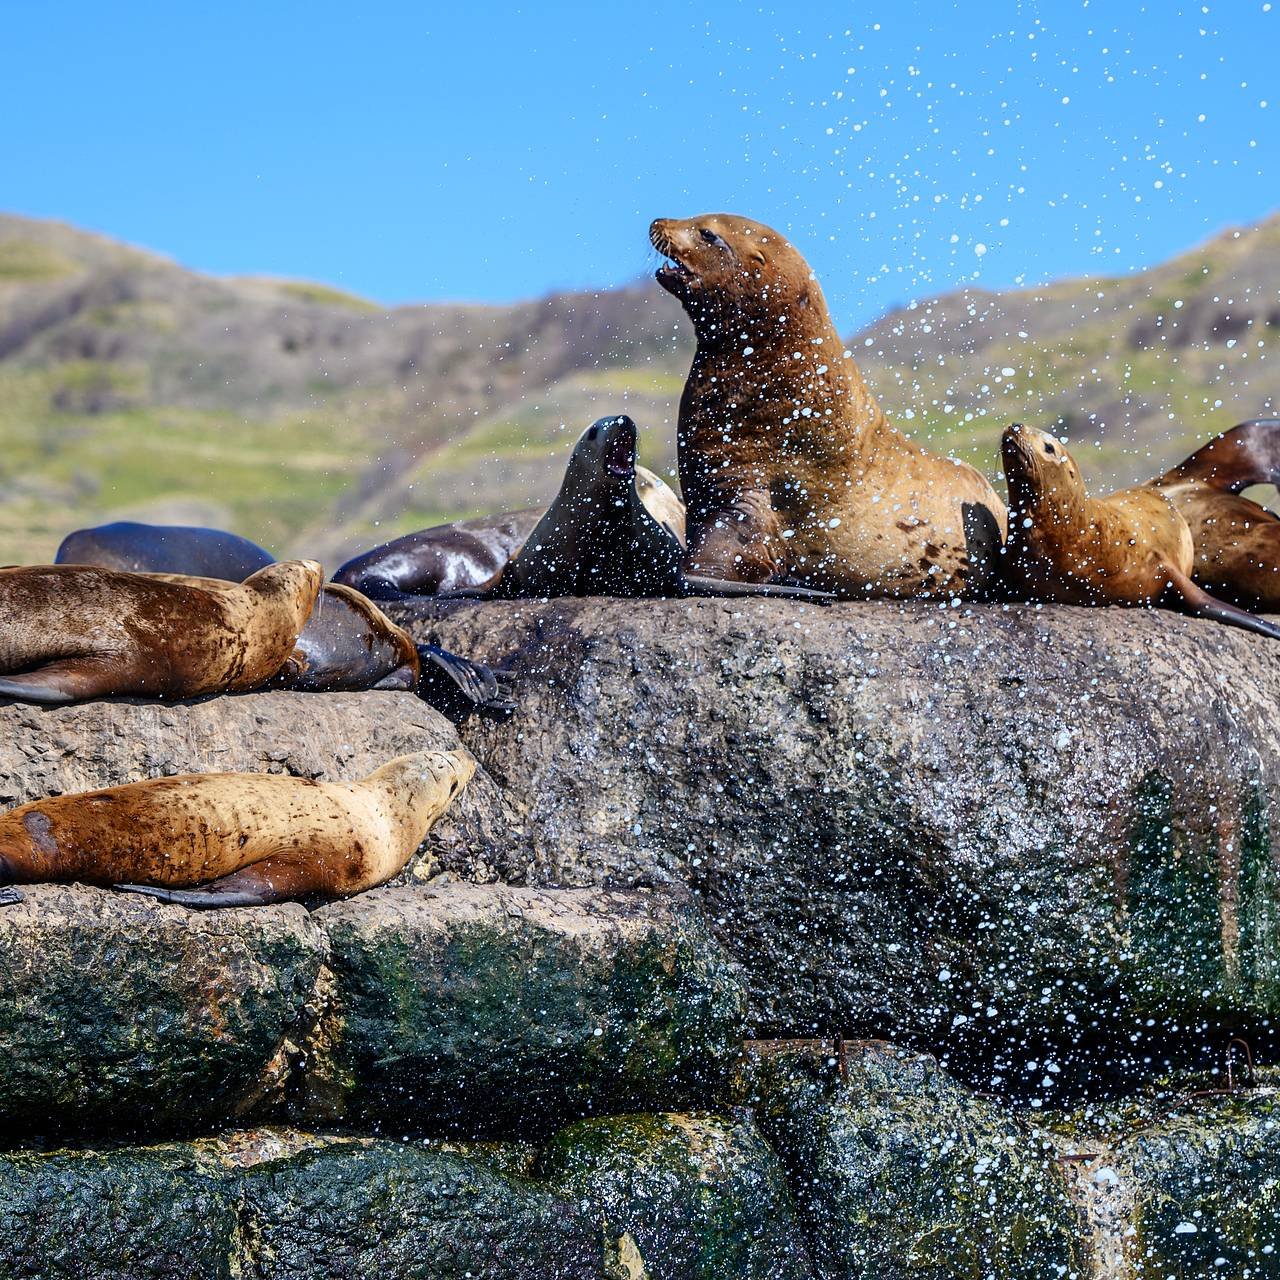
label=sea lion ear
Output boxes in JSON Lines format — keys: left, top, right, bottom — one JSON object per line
{"left": 798, "top": 286, "right": 811, "bottom": 310}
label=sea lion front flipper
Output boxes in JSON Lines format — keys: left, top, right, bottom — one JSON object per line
{"left": 0, "top": 657, "right": 121, "bottom": 705}
{"left": 0, "top": 887, "right": 24, "bottom": 907}
{"left": 417, "top": 644, "right": 517, "bottom": 724}
{"left": 1162, "top": 563, "right": 1280, "bottom": 642}
{"left": 114, "top": 856, "right": 323, "bottom": 909}
{"left": 371, "top": 663, "right": 419, "bottom": 692}
{"left": 679, "top": 574, "right": 837, "bottom": 605}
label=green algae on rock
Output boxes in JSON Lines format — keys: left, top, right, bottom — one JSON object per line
{"left": 539, "top": 1110, "right": 814, "bottom": 1280}
{"left": 0, "top": 1144, "right": 238, "bottom": 1280}
{"left": 239, "top": 1141, "right": 606, "bottom": 1280}
{"left": 744, "top": 1041, "right": 1083, "bottom": 1280}
{"left": 0, "top": 884, "right": 324, "bottom": 1136}
{"left": 298, "top": 881, "right": 747, "bottom": 1135}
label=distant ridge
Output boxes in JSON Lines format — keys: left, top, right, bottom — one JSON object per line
{"left": 0, "top": 209, "right": 1275, "bottom": 566}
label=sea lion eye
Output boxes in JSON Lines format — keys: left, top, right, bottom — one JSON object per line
{"left": 1044, "top": 442, "right": 1056, "bottom": 455}
{"left": 699, "top": 227, "right": 726, "bottom": 247}
{"left": 586, "top": 426, "right": 599, "bottom": 441}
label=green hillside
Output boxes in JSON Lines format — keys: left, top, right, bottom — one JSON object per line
{"left": 0, "top": 210, "right": 1276, "bottom": 567}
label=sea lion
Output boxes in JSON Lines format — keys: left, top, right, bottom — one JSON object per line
{"left": 56, "top": 522, "right": 516, "bottom": 721}
{"left": 56, "top": 521, "right": 274, "bottom": 579}
{"left": 0, "top": 749, "right": 474, "bottom": 908}
{"left": 0, "top": 561, "right": 322, "bottom": 704}
{"left": 1149, "top": 418, "right": 1280, "bottom": 609}
{"left": 457, "top": 415, "right": 834, "bottom": 601}
{"left": 1000, "top": 423, "right": 1280, "bottom": 640}
{"left": 650, "top": 213, "right": 1007, "bottom": 598}
{"left": 332, "top": 467, "right": 687, "bottom": 600}
{"left": 144, "top": 573, "right": 513, "bottom": 722}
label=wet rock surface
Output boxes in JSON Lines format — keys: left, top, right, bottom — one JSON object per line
{"left": 398, "top": 596, "right": 1280, "bottom": 1085}
{"left": 539, "top": 1110, "right": 815, "bottom": 1279}
{"left": 298, "top": 880, "right": 747, "bottom": 1136}
{"left": 743, "top": 1041, "right": 1083, "bottom": 1280}
{"left": 0, "top": 884, "right": 323, "bottom": 1136}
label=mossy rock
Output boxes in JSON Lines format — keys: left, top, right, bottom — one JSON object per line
{"left": 298, "top": 882, "right": 747, "bottom": 1135}
{"left": 745, "top": 1042, "right": 1083, "bottom": 1280}
{"left": 539, "top": 1110, "right": 814, "bottom": 1279}
{"left": 0, "top": 885, "right": 323, "bottom": 1137}
{"left": 239, "top": 1141, "right": 607, "bottom": 1279}
{"left": 1118, "top": 1086, "right": 1280, "bottom": 1276}
{"left": 0, "top": 1144, "right": 237, "bottom": 1279}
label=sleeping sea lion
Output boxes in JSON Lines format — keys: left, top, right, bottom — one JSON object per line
{"left": 56, "top": 521, "right": 274, "bottom": 579}
{"left": 1149, "top": 418, "right": 1280, "bottom": 609}
{"left": 144, "top": 573, "right": 513, "bottom": 722}
{"left": 332, "top": 463, "right": 687, "bottom": 601}
{"left": 56, "top": 522, "right": 515, "bottom": 721}
{"left": 1000, "top": 423, "right": 1280, "bottom": 640}
{"left": 650, "top": 213, "right": 1007, "bottom": 598}
{"left": 456, "top": 415, "right": 834, "bottom": 601}
{"left": 0, "top": 749, "right": 474, "bottom": 908}
{"left": 0, "top": 561, "right": 322, "bottom": 705}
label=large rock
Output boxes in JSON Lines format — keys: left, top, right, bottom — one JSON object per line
{"left": 1057, "top": 1076, "right": 1280, "bottom": 1277}
{"left": 539, "top": 1110, "right": 815, "bottom": 1279}
{"left": 0, "top": 884, "right": 322, "bottom": 1135}
{"left": 398, "top": 597, "right": 1280, "bottom": 1085}
{"left": 744, "top": 1041, "right": 1083, "bottom": 1280}
{"left": 0, "top": 1129, "right": 609, "bottom": 1280}
{"left": 297, "top": 881, "right": 747, "bottom": 1135}
{"left": 0, "top": 689, "right": 512, "bottom": 874}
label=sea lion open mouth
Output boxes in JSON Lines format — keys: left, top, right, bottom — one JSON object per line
{"left": 650, "top": 222, "right": 696, "bottom": 295}
{"left": 604, "top": 418, "right": 637, "bottom": 478}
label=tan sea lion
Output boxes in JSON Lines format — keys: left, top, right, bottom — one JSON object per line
{"left": 333, "top": 465, "right": 686, "bottom": 601}
{"left": 0, "top": 561, "right": 322, "bottom": 705}
{"left": 143, "top": 572, "right": 514, "bottom": 721}
{"left": 454, "top": 415, "right": 833, "bottom": 601}
{"left": 0, "top": 749, "right": 474, "bottom": 908}
{"left": 1000, "top": 423, "right": 1280, "bottom": 640}
{"left": 1149, "top": 418, "right": 1280, "bottom": 609}
{"left": 650, "top": 213, "right": 1007, "bottom": 598}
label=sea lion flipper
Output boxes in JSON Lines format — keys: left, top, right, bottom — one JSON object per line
{"left": 1162, "top": 418, "right": 1280, "bottom": 493}
{"left": 1162, "top": 563, "right": 1280, "bottom": 642}
{"left": 0, "top": 887, "right": 23, "bottom": 907}
{"left": 0, "top": 657, "right": 119, "bottom": 705}
{"left": 679, "top": 573, "right": 836, "bottom": 605}
{"left": 417, "top": 645, "right": 517, "bottom": 723}
{"left": 114, "top": 857, "right": 322, "bottom": 908}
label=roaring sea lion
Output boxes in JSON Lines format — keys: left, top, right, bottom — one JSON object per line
{"left": 650, "top": 213, "right": 1007, "bottom": 598}
{"left": 0, "top": 749, "right": 474, "bottom": 908}
{"left": 456, "top": 415, "right": 833, "bottom": 601}
{"left": 1000, "top": 423, "right": 1280, "bottom": 640}
{"left": 332, "top": 463, "right": 686, "bottom": 601}
{"left": 0, "top": 561, "right": 322, "bottom": 705}
{"left": 1149, "top": 418, "right": 1280, "bottom": 609}
{"left": 57, "top": 521, "right": 274, "bottom": 580}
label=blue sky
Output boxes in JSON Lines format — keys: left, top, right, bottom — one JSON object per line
{"left": 3, "top": 1, "right": 1274, "bottom": 329}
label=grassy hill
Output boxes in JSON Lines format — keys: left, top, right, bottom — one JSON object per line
{"left": 0, "top": 210, "right": 1276, "bottom": 567}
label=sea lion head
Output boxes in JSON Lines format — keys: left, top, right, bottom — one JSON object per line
{"left": 567, "top": 415, "right": 638, "bottom": 495}
{"left": 1001, "top": 424, "right": 1086, "bottom": 525}
{"left": 650, "top": 214, "right": 818, "bottom": 334}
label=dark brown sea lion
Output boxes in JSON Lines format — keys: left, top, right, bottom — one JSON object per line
{"left": 332, "top": 463, "right": 686, "bottom": 601}
{"left": 1000, "top": 423, "right": 1280, "bottom": 640}
{"left": 0, "top": 562, "right": 322, "bottom": 705}
{"left": 457, "top": 415, "right": 834, "bottom": 601}
{"left": 57, "top": 521, "right": 274, "bottom": 579}
{"left": 650, "top": 213, "right": 1007, "bottom": 598}
{"left": 333, "top": 509, "right": 541, "bottom": 601}
{"left": 0, "top": 749, "right": 474, "bottom": 908}
{"left": 1149, "top": 418, "right": 1280, "bottom": 609}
